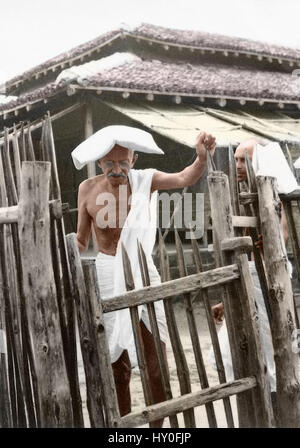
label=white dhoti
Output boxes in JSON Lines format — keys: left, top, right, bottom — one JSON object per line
{"left": 96, "top": 252, "right": 167, "bottom": 364}
{"left": 95, "top": 168, "right": 167, "bottom": 365}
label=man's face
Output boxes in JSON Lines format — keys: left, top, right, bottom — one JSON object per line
{"left": 98, "top": 144, "right": 137, "bottom": 186}
{"left": 234, "top": 141, "right": 255, "bottom": 182}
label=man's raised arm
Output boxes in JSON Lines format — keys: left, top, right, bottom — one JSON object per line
{"left": 151, "top": 131, "right": 216, "bottom": 192}
{"left": 76, "top": 181, "right": 92, "bottom": 252}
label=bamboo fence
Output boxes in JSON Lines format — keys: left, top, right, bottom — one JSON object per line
{"left": 0, "top": 117, "right": 299, "bottom": 428}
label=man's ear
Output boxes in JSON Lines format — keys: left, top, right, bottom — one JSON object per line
{"left": 97, "top": 160, "right": 103, "bottom": 172}
{"left": 131, "top": 154, "right": 138, "bottom": 167}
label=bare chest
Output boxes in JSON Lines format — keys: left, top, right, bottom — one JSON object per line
{"left": 86, "top": 184, "right": 131, "bottom": 230}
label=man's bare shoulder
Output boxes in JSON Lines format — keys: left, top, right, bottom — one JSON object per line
{"left": 79, "top": 174, "right": 105, "bottom": 192}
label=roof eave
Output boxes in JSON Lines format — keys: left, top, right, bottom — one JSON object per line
{"left": 2, "top": 83, "right": 300, "bottom": 122}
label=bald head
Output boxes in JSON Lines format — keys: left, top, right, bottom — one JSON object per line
{"left": 234, "top": 137, "right": 265, "bottom": 182}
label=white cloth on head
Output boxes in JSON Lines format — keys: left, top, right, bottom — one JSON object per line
{"left": 252, "top": 142, "right": 298, "bottom": 194}
{"left": 95, "top": 168, "right": 167, "bottom": 365}
{"left": 294, "top": 156, "right": 300, "bottom": 169}
{"left": 210, "top": 261, "right": 276, "bottom": 392}
{"left": 71, "top": 125, "right": 164, "bottom": 170}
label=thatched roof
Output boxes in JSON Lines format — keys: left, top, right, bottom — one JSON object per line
{"left": 0, "top": 81, "right": 68, "bottom": 112}
{"left": 134, "top": 24, "right": 300, "bottom": 60}
{"left": 5, "top": 23, "right": 300, "bottom": 91}
{"left": 1, "top": 58, "right": 299, "bottom": 114}
{"left": 6, "top": 29, "right": 122, "bottom": 87}
{"left": 84, "top": 59, "right": 300, "bottom": 101}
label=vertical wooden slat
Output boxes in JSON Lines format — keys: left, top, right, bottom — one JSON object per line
{"left": 5, "top": 230, "right": 28, "bottom": 428}
{"left": 228, "top": 143, "right": 241, "bottom": 218}
{"left": 121, "top": 243, "right": 154, "bottom": 409}
{"left": 6, "top": 322, "right": 17, "bottom": 426}
{"left": 174, "top": 229, "right": 218, "bottom": 428}
{"left": 282, "top": 200, "right": 300, "bottom": 282}
{"left": 257, "top": 175, "right": 300, "bottom": 428}
{"left": 0, "top": 138, "right": 28, "bottom": 427}
{"left": 233, "top": 251, "right": 274, "bottom": 427}
{"left": 242, "top": 154, "right": 273, "bottom": 324}
{"left": 81, "top": 258, "right": 121, "bottom": 428}
{"left": 0, "top": 258, "right": 12, "bottom": 428}
{"left": 208, "top": 167, "right": 274, "bottom": 427}
{"left": 285, "top": 143, "right": 297, "bottom": 178}
{"left": 157, "top": 186, "right": 188, "bottom": 249}
{"left": 207, "top": 170, "right": 256, "bottom": 427}
{"left": 26, "top": 125, "right": 36, "bottom": 162}
{"left": 4, "top": 129, "right": 18, "bottom": 204}
{"left": 66, "top": 233, "right": 106, "bottom": 428}
{"left": 190, "top": 235, "right": 235, "bottom": 428}
{"left": 206, "top": 148, "right": 216, "bottom": 173}
{"left": 18, "top": 162, "right": 73, "bottom": 427}
{"left": 283, "top": 143, "right": 300, "bottom": 283}
{"left": 2, "top": 131, "right": 38, "bottom": 427}
{"left": 19, "top": 123, "right": 27, "bottom": 162}
{"left": 11, "top": 126, "right": 22, "bottom": 197}
{"left": 0, "top": 142, "right": 14, "bottom": 428}
{"left": 137, "top": 241, "right": 179, "bottom": 428}
{"left": 44, "top": 116, "right": 61, "bottom": 198}
{"left": 67, "top": 233, "right": 121, "bottom": 427}
{"left": 43, "top": 116, "right": 84, "bottom": 427}
{"left": 158, "top": 230, "right": 196, "bottom": 427}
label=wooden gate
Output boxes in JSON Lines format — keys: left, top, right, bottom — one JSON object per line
{"left": 0, "top": 117, "right": 299, "bottom": 427}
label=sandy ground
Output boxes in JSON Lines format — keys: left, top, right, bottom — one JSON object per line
{"left": 77, "top": 300, "right": 238, "bottom": 428}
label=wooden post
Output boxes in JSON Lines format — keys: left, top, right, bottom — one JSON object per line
{"left": 207, "top": 170, "right": 273, "bottom": 427}
{"left": 243, "top": 154, "right": 273, "bottom": 323}
{"left": 221, "top": 239, "right": 274, "bottom": 428}
{"left": 81, "top": 259, "right": 121, "bottom": 428}
{"left": 18, "top": 162, "right": 73, "bottom": 427}
{"left": 4, "top": 128, "right": 42, "bottom": 427}
{"left": 1, "top": 137, "right": 31, "bottom": 427}
{"left": 66, "top": 233, "right": 120, "bottom": 427}
{"left": 257, "top": 175, "right": 300, "bottom": 428}
{"left": 43, "top": 117, "right": 84, "bottom": 427}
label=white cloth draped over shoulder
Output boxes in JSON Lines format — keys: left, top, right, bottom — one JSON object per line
{"left": 95, "top": 168, "right": 167, "bottom": 365}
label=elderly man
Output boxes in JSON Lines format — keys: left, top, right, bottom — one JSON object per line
{"left": 73, "top": 125, "right": 216, "bottom": 424}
